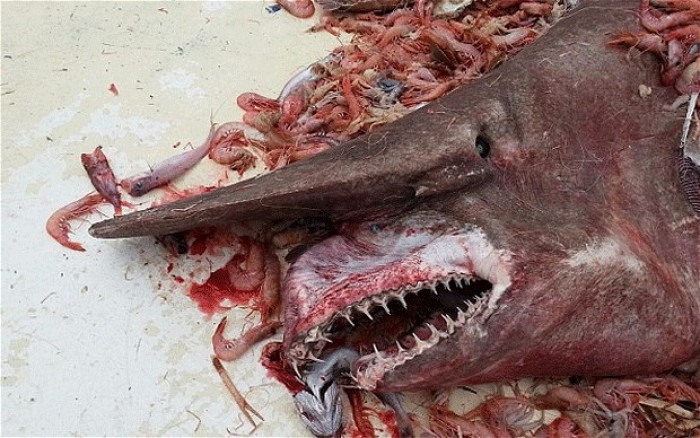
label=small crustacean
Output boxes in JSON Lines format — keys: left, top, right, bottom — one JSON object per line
{"left": 211, "top": 316, "right": 280, "bottom": 362}
{"left": 46, "top": 193, "right": 105, "bottom": 251}
{"left": 80, "top": 146, "right": 123, "bottom": 215}
{"left": 225, "top": 240, "right": 266, "bottom": 292}
{"left": 276, "top": 0, "right": 315, "bottom": 18}
{"left": 121, "top": 124, "right": 217, "bottom": 197}
{"left": 208, "top": 121, "right": 258, "bottom": 175}
{"left": 237, "top": 92, "right": 280, "bottom": 113}
{"left": 639, "top": 0, "right": 700, "bottom": 32}
{"left": 607, "top": 31, "right": 668, "bottom": 55}
{"left": 533, "top": 416, "right": 586, "bottom": 438}
{"left": 212, "top": 356, "right": 264, "bottom": 430}
{"left": 676, "top": 57, "right": 700, "bottom": 94}
{"left": 428, "top": 399, "right": 502, "bottom": 438}
{"left": 260, "top": 248, "right": 281, "bottom": 322}
{"left": 463, "top": 394, "right": 545, "bottom": 436}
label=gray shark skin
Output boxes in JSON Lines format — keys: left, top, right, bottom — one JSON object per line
{"left": 91, "top": 0, "right": 700, "bottom": 393}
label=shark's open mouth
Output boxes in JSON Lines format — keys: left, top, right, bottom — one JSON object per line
{"left": 299, "top": 275, "right": 493, "bottom": 388}
{"left": 284, "top": 217, "right": 513, "bottom": 390}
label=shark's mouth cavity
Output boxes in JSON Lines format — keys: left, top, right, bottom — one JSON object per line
{"left": 285, "top": 220, "right": 512, "bottom": 390}
{"left": 291, "top": 274, "right": 493, "bottom": 389}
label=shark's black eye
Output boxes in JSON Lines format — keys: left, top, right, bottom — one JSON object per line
{"left": 475, "top": 135, "right": 490, "bottom": 158}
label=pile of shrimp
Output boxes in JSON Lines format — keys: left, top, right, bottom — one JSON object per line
{"left": 609, "top": 0, "right": 699, "bottom": 96}
{"left": 230, "top": 0, "right": 567, "bottom": 170}
{"left": 421, "top": 376, "right": 700, "bottom": 437}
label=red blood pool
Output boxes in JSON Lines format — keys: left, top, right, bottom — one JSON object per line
{"left": 260, "top": 342, "right": 304, "bottom": 393}
{"left": 376, "top": 410, "right": 400, "bottom": 438}
{"left": 188, "top": 266, "right": 258, "bottom": 316}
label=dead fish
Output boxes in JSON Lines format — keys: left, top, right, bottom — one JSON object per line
{"left": 89, "top": 0, "right": 699, "bottom": 434}
{"left": 80, "top": 146, "right": 122, "bottom": 215}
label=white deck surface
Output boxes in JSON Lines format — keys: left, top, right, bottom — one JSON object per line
{"left": 2, "top": 2, "right": 344, "bottom": 435}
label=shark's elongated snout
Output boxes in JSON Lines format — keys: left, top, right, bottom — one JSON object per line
{"left": 88, "top": 91, "right": 508, "bottom": 238}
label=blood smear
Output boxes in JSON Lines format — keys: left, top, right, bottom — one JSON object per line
{"left": 188, "top": 265, "right": 258, "bottom": 316}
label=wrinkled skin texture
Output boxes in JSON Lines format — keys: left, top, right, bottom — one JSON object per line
{"left": 91, "top": 0, "right": 700, "bottom": 394}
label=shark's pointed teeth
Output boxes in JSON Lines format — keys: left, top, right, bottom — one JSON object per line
{"left": 288, "top": 272, "right": 496, "bottom": 386}
{"left": 307, "top": 352, "right": 324, "bottom": 363}
{"left": 291, "top": 359, "right": 301, "bottom": 378}
{"left": 373, "top": 343, "right": 383, "bottom": 360}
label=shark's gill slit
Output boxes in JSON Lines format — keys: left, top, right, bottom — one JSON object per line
{"left": 294, "top": 275, "right": 494, "bottom": 386}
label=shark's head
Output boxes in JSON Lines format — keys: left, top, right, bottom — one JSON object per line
{"left": 89, "top": 0, "right": 700, "bottom": 393}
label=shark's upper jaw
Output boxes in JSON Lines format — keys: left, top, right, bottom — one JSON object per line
{"left": 282, "top": 213, "right": 514, "bottom": 390}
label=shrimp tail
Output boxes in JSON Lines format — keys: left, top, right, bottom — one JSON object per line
{"left": 46, "top": 193, "right": 105, "bottom": 251}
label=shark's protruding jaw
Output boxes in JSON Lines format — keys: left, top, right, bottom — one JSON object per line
{"left": 282, "top": 213, "right": 515, "bottom": 390}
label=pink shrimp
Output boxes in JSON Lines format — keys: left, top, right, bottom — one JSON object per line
{"left": 519, "top": 1, "right": 553, "bottom": 16}
{"left": 277, "top": 0, "right": 315, "bottom": 18}
{"left": 226, "top": 240, "right": 266, "bottom": 291}
{"left": 213, "top": 147, "right": 256, "bottom": 175}
{"left": 279, "top": 90, "right": 309, "bottom": 128}
{"left": 608, "top": 32, "right": 667, "bottom": 55}
{"left": 428, "top": 401, "right": 502, "bottom": 438}
{"left": 208, "top": 122, "right": 258, "bottom": 174}
{"left": 492, "top": 27, "right": 538, "bottom": 48}
{"left": 666, "top": 24, "right": 700, "bottom": 44}
{"left": 593, "top": 378, "right": 647, "bottom": 411}
{"left": 121, "top": 125, "right": 216, "bottom": 197}
{"left": 676, "top": 57, "right": 700, "bottom": 94}
{"left": 342, "top": 75, "right": 363, "bottom": 120}
{"left": 236, "top": 92, "right": 280, "bottom": 112}
{"left": 46, "top": 193, "right": 105, "bottom": 251}
{"left": 260, "top": 248, "right": 281, "bottom": 322}
{"left": 640, "top": 0, "right": 700, "bottom": 32}
{"left": 534, "top": 416, "right": 586, "bottom": 438}
{"left": 212, "top": 316, "right": 281, "bottom": 361}
{"left": 402, "top": 80, "right": 459, "bottom": 106}
{"left": 464, "top": 395, "right": 544, "bottom": 435}
{"left": 651, "top": 0, "right": 700, "bottom": 11}
{"left": 288, "top": 141, "right": 332, "bottom": 162}
{"left": 80, "top": 146, "right": 122, "bottom": 215}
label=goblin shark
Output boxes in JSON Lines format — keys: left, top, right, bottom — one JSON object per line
{"left": 92, "top": 0, "right": 700, "bottom": 398}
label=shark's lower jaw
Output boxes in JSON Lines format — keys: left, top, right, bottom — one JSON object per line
{"left": 285, "top": 220, "right": 513, "bottom": 390}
